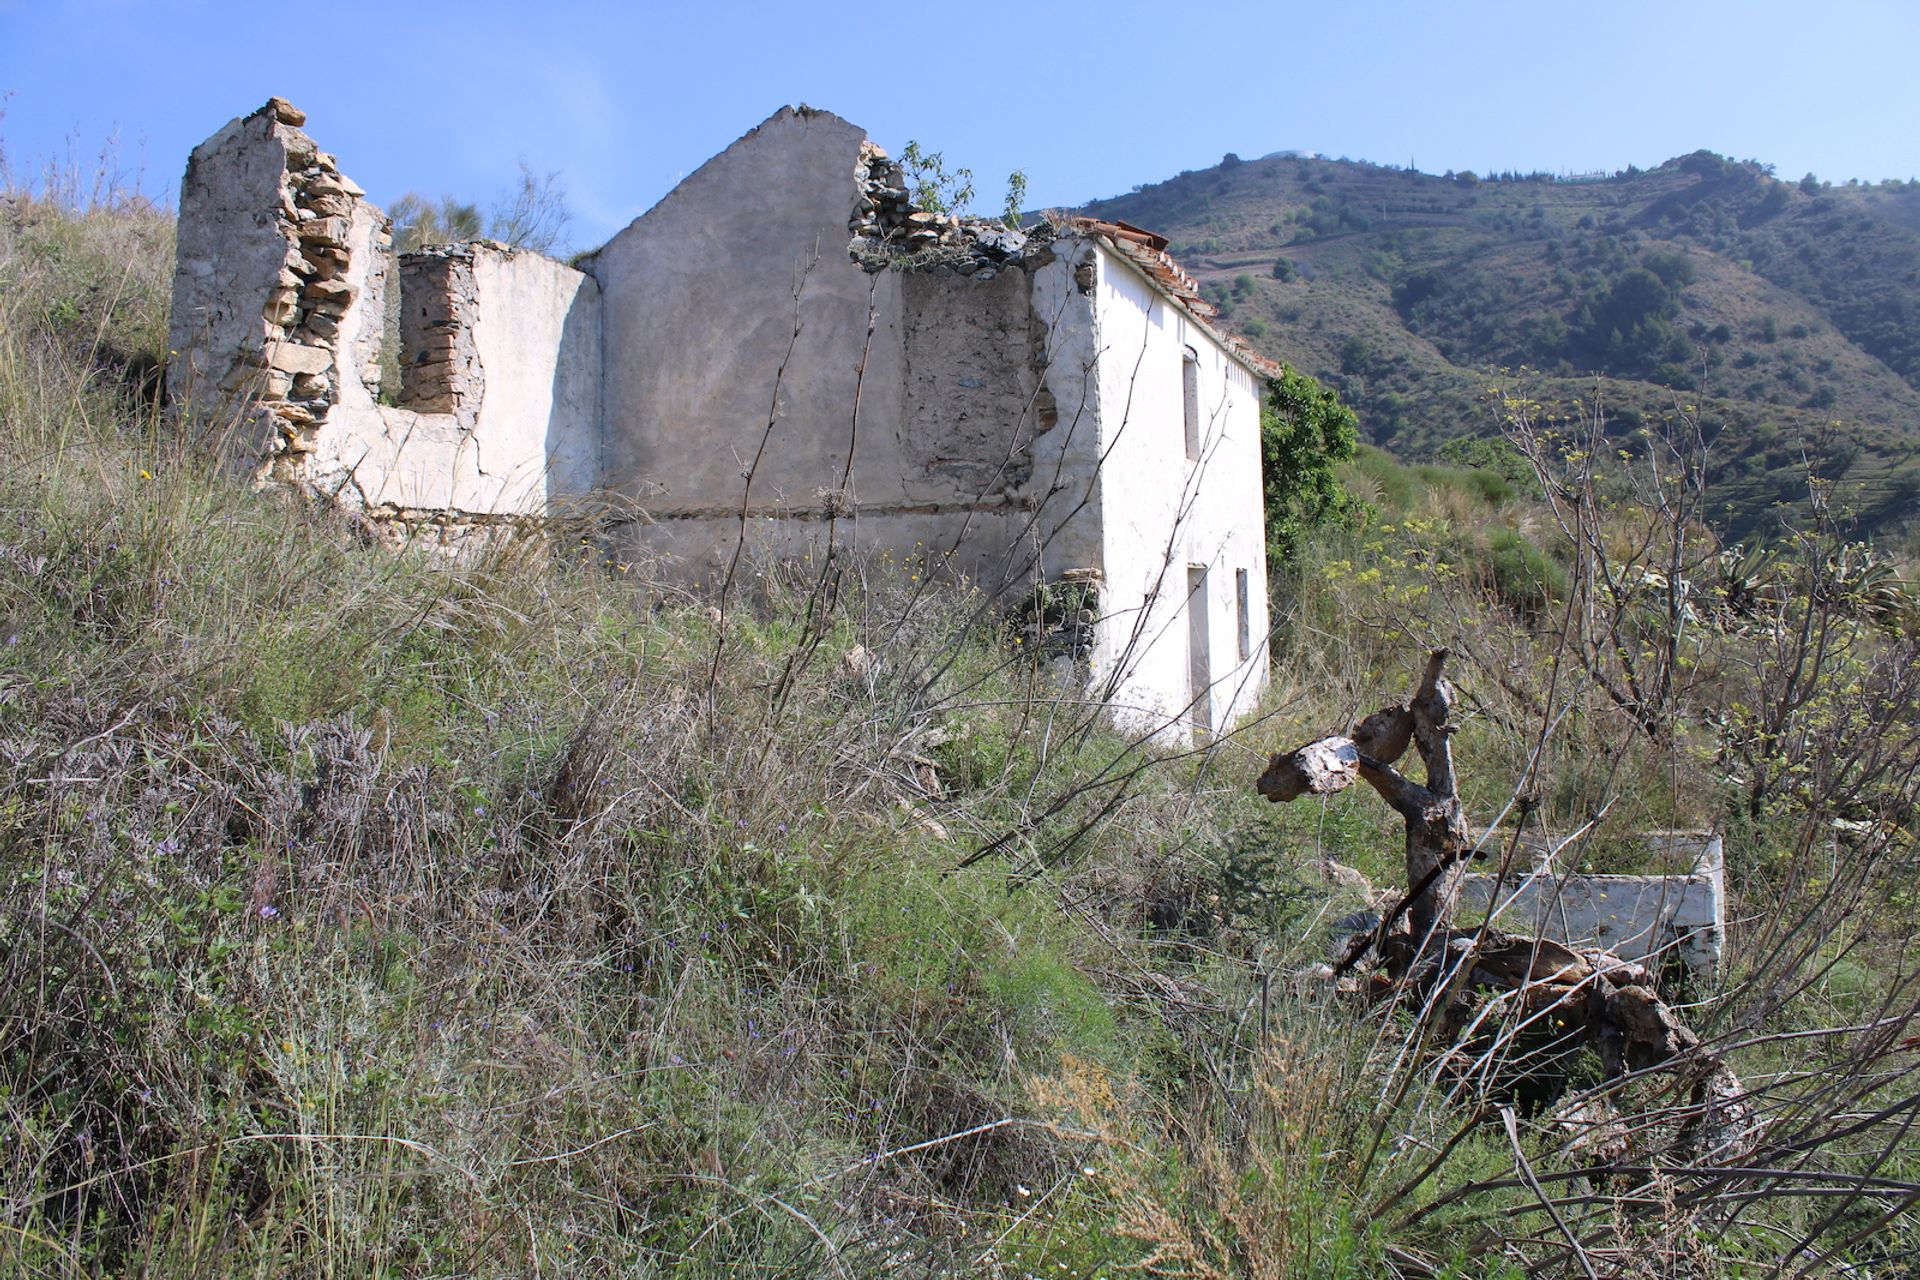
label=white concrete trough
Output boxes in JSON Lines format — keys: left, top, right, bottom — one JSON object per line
{"left": 1455, "top": 831, "right": 1726, "bottom": 979}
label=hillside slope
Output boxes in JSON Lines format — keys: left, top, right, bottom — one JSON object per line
{"left": 8, "top": 157, "right": 1920, "bottom": 1277}
{"left": 1080, "top": 152, "right": 1920, "bottom": 537}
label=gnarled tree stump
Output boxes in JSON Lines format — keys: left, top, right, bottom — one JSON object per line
{"left": 1259, "top": 651, "right": 1758, "bottom": 1163}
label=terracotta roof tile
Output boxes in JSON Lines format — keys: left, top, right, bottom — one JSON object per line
{"left": 1062, "top": 217, "right": 1282, "bottom": 379}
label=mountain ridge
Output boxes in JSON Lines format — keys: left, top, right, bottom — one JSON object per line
{"left": 1076, "top": 149, "right": 1920, "bottom": 537}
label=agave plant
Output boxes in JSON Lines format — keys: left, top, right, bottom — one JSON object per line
{"left": 1708, "top": 540, "right": 1784, "bottom": 623}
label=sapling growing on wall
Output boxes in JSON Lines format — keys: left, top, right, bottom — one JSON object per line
{"left": 898, "top": 138, "right": 1027, "bottom": 230}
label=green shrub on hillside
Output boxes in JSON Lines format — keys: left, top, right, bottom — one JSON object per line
{"left": 1484, "top": 525, "right": 1567, "bottom": 614}
{"left": 1261, "top": 364, "right": 1359, "bottom": 563}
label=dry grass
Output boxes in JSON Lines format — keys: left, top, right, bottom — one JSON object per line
{"left": 3, "top": 150, "right": 1919, "bottom": 1279}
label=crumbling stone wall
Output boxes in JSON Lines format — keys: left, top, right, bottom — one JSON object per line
{"left": 588, "top": 108, "right": 1013, "bottom": 580}
{"left": 168, "top": 99, "right": 601, "bottom": 538}
{"left": 169, "top": 99, "right": 1271, "bottom": 738}
{"left": 397, "top": 246, "right": 484, "bottom": 420}
{"left": 846, "top": 144, "right": 1069, "bottom": 509}
{"left": 845, "top": 138, "right": 1100, "bottom": 594}
{"left": 848, "top": 139, "right": 1052, "bottom": 279}
{"left": 169, "top": 97, "right": 390, "bottom": 480}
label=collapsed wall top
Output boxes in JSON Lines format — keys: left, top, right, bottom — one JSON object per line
{"left": 164, "top": 98, "right": 1274, "bottom": 742}
{"left": 168, "top": 96, "right": 389, "bottom": 474}
{"left": 844, "top": 134, "right": 1277, "bottom": 380}
{"left": 166, "top": 99, "right": 602, "bottom": 539}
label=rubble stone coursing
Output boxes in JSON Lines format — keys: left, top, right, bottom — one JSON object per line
{"left": 848, "top": 138, "right": 1056, "bottom": 280}
{"left": 849, "top": 140, "right": 1075, "bottom": 553}
{"left": 397, "top": 245, "right": 484, "bottom": 421}
{"left": 169, "top": 97, "right": 390, "bottom": 480}
{"left": 845, "top": 144, "right": 1270, "bottom": 437}
{"left": 169, "top": 100, "right": 1270, "bottom": 740}
{"left": 170, "top": 99, "right": 600, "bottom": 542}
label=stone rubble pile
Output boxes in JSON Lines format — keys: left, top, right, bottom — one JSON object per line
{"left": 848, "top": 139, "right": 1053, "bottom": 279}
{"left": 249, "top": 97, "right": 389, "bottom": 477}
{"left": 1018, "top": 567, "right": 1104, "bottom": 679}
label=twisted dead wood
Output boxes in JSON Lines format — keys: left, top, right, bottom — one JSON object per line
{"left": 1258, "top": 651, "right": 1759, "bottom": 1164}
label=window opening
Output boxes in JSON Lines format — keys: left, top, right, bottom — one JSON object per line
{"left": 1236, "top": 568, "right": 1251, "bottom": 663}
{"left": 1182, "top": 346, "right": 1201, "bottom": 460}
{"left": 1187, "top": 565, "right": 1212, "bottom": 740}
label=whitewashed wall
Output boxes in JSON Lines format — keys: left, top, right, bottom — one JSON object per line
{"left": 171, "top": 105, "right": 1271, "bottom": 712}
{"left": 1026, "top": 250, "right": 1107, "bottom": 581}
{"left": 168, "top": 103, "right": 600, "bottom": 527}
{"left": 317, "top": 245, "right": 599, "bottom": 519}
{"left": 1073, "top": 240, "right": 1270, "bottom": 741}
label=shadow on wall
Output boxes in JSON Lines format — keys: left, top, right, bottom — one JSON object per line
{"left": 544, "top": 259, "right": 603, "bottom": 510}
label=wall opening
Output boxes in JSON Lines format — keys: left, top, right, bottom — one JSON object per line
{"left": 1236, "top": 567, "right": 1251, "bottom": 663}
{"left": 396, "top": 248, "right": 483, "bottom": 419}
{"left": 1187, "top": 564, "right": 1212, "bottom": 740}
{"left": 1181, "top": 346, "right": 1201, "bottom": 460}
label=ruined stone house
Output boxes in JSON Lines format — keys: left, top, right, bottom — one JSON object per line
{"left": 168, "top": 99, "right": 1274, "bottom": 740}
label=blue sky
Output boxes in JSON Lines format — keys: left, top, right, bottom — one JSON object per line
{"left": 4, "top": 0, "right": 1916, "bottom": 251}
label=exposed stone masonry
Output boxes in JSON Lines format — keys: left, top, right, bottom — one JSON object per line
{"left": 257, "top": 98, "right": 388, "bottom": 477}
{"left": 398, "top": 245, "right": 484, "bottom": 421}
{"left": 847, "top": 139, "right": 1054, "bottom": 279}
{"left": 170, "top": 100, "right": 1271, "bottom": 738}
{"left": 846, "top": 140, "right": 1274, "bottom": 379}
{"left": 849, "top": 139, "right": 1105, "bottom": 628}
{"left": 171, "top": 98, "right": 602, "bottom": 545}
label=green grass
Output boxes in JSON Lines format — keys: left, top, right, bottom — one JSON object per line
{"left": 5, "top": 153, "right": 1920, "bottom": 1278}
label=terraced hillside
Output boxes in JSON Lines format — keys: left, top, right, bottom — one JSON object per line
{"left": 1080, "top": 151, "right": 1920, "bottom": 537}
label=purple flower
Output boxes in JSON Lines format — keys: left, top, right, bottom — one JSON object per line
{"left": 258, "top": 904, "right": 279, "bottom": 919}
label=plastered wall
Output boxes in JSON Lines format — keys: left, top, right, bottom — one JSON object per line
{"left": 1074, "top": 243, "right": 1271, "bottom": 739}
{"left": 167, "top": 100, "right": 601, "bottom": 538}
{"left": 169, "top": 101, "right": 1270, "bottom": 738}
{"left": 584, "top": 107, "right": 1056, "bottom": 587}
